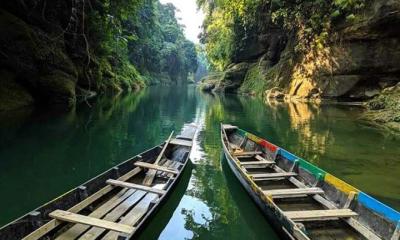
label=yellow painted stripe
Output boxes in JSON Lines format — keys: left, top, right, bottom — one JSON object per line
{"left": 246, "top": 133, "right": 262, "bottom": 144}
{"left": 324, "top": 174, "right": 359, "bottom": 194}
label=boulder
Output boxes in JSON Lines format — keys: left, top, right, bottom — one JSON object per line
{"left": 216, "top": 62, "right": 250, "bottom": 93}
{"left": 201, "top": 83, "right": 215, "bottom": 92}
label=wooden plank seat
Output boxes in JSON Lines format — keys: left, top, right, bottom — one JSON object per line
{"left": 263, "top": 187, "right": 324, "bottom": 198}
{"left": 233, "top": 151, "right": 263, "bottom": 156}
{"left": 49, "top": 210, "right": 135, "bottom": 234}
{"left": 106, "top": 179, "right": 166, "bottom": 195}
{"left": 251, "top": 172, "right": 297, "bottom": 179}
{"left": 222, "top": 124, "right": 238, "bottom": 130}
{"left": 169, "top": 138, "right": 192, "bottom": 147}
{"left": 240, "top": 160, "right": 274, "bottom": 166}
{"left": 255, "top": 155, "right": 269, "bottom": 161}
{"left": 101, "top": 193, "right": 159, "bottom": 239}
{"left": 134, "top": 162, "right": 179, "bottom": 175}
{"left": 22, "top": 167, "right": 143, "bottom": 240}
{"left": 285, "top": 209, "right": 358, "bottom": 222}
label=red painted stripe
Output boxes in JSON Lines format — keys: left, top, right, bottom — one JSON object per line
{"left": 260, "top": 140, "right": 277, "bottom": 152}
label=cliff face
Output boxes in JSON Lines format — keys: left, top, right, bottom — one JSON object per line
{"left": 201, "top": 0, "right": 400, "bottom": 130}
{"left": 0, "top": 6, "right": 79, "bottom": 111}
{"left": 210, "top": 0, "right": 400, "bottom": 100}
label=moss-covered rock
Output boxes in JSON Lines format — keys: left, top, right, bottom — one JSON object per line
{"left": 37, "top": 70, "right": 76, "bottom": 107}
{"left": 198, "top": 72, "right": 224, "bottom": 92}
{"left": 363, "top": 83, "right": 400, "bottom": 131}
{"left": 0, "top": 9, "right": 78, "bottom": 110}
{"left": 0, "top": 70, "right": 34, "bottom": 111}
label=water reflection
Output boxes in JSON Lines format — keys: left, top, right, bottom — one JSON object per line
{"left": 0, "top": 85, "right": 399, "bottom": 239}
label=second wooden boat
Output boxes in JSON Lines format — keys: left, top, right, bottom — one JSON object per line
{"left": 0, "top": 123, "right": 197, "bottom": 240}
{"left": 221, "top": 123, "right": 400, "bottom": 240}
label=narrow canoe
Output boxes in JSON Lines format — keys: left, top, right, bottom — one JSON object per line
{"left": 0, "top": 123, "right": 197, "bottom": 240}
{"left": 221, "top": 123, "right": 400, "bottom": 240}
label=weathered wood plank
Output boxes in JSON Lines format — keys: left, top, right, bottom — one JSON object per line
{"left": 222, "top": 124, "right": 238, "bottom": 130}
{"left": 78, "top": 190, "right": 147, "bottom": 240}
{"left": 255, "top": 155, "right": 268, "bottom": 161}
{"left": 49, "top": 210, "right": 134, "bottom": 234}
{"left": 142, "top": 132, "right": 174, "bottom": 186}
{"left": 55, "top": 189, "right": 135, "bottom": 240}
{"left": 263, "top": 188, "right": 324, "bottom": 198}
{"left": 274, "top": 164, "right": 381, "bottom": 240}
{"left": 233, "top": 151, "right": 263, "bottom": 156}
{"left": 346, "top": 218, "right": 382, "bottom": 240}
{"left": 240, "top": 160, "right": 274, "bottom": 166}
{"left": 22, "top": 167, "right": 142, "bottom": 240}
{"left": 106, "top": 179, "right": 166, "bottom": 195}
{"left": 135, "top": 162, "right": 179, "bottom": 175}
{"left": 251, "top": 172, "right": 297, "bottom": 179}
{"left": 285, "top": 209, "right": 358, "bottom": 221}
{"left": 101, "top": 193, "right": 159, "bottom": 240}
{"left": 169, "top": 138, "right": 192, "bottom": 147}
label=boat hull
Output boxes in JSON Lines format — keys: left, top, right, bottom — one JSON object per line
{"left": 220, "top": 123, "right": 400, "bottom": 240}
{"left": 221, "top": 132, "right": 294, "bottom": 240}
{"left": 0, "top": 124, "right": 197, "bottom": 240}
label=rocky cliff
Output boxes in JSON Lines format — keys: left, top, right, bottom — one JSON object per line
{"left": 201, "top": 0, "right": 400, "bottom": 130}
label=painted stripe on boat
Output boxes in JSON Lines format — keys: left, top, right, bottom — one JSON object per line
{"left": 298, "top": 159, "right": 326, "bottom": 180}
{"left": 358, "top": 192, "right": 400, "bottom": 223}
{"left": 259, "top": 139, "right": 278, "bottom": 153}
{"left": 278, "top": 149, "right": 298, "bottom": 162}
{"left": 324, "top": 173, "right": 358, "bottom": 194}
{"left": 237, "top": 129, "right": 247, "bottom": 137}
{"left": 239, "top": 129, "right": 278, "bottom": 153}
{"left": 246, "top": 132, "right": 263, "bottom": 144}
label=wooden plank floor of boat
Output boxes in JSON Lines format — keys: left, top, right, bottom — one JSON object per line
{"left": 227, "top": 141, "right": 382, "bottom": 240}
{"left": 54, "top": 160, "right": 173, "bottom": 240}
{"left": 50, "top": 134, "right": 178, "bottom": 240}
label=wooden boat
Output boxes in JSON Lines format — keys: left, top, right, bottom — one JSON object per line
{"left": 221, "top": 123, "right": 400, "bottom": 240}
{"left": 0, "top": 123, "right": 197, "bottom": 240}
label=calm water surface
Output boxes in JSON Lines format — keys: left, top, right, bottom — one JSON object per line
{"left": 0, "top": 86, "right": 399, "bottom": 239}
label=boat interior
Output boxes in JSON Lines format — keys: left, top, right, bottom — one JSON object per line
{"left": 0, "top": 131, "right": 193, "bottom": 240}
{"left": 222, "top": 124, "right": 400, "bottom": 240}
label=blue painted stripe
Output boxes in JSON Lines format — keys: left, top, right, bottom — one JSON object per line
{"left": 278, "top": 149, "right": 298, "bottom": 162}
{"left": 358, "top": 192, "right": 400, "bottom": 223}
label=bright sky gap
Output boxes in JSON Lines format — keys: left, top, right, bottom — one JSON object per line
{"left": 159, "top": 0, "right": 205, "bottom": 43}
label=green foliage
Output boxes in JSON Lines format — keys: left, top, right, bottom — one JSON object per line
{"left": 198, "top": 0, "right": 262, "bottom": 71}
{"left": 86, "top": 0, "right": 197, "bottom": 88}
{"left": 126, "top": 1, "right": 198, "bottom": 83}
{"left": 269, "top": 0, "right": 367, "bottom": 51}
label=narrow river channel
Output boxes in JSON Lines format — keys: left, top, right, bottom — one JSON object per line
{"left": 0, "top": 86, "right": 399, "bottom": 239}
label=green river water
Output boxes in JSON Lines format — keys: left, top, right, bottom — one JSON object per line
{"left": 0, "top": 86, "right": 399, "bottom": 239}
